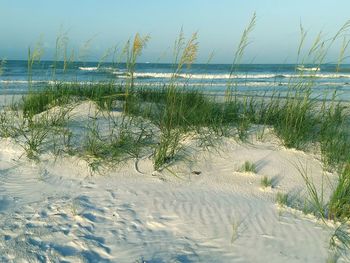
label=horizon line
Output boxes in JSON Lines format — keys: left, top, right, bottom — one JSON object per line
{"left": 1, "top": 59, "right": 347, "bottom": 66}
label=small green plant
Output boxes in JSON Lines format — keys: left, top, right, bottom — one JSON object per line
{"left": 70, "top": 200, "right": 79, "bottom": 216}
{"left": 328, "top": 163, "right": 350, "bottom": 220}
{"left": 260, "top": 176, "right": 273, "bottom": 188}
{"left": 0, "top": 110, "right": 19, "bottom": 138}
{"left": 326, "top": 252, "right": 339, "bottom": 263}
{"left": 319, "top": 96, "right": 350, "bottom": 170}
{"left": 153, "top": 128, "right": 184, "bottom": 171}
{"left": 81, "top": 113, "right": 154, "bottom": 170}
{"left": 18, "top": 117, "right": 51, "bottom": 159}
{"left": 231, "top": 217, "right": 244, "bottom": 244}
{"left": 326, "top": 253, "right": 339, "bottom": 263}
{"left": 276, "top": 192, "right": 289, "bottom": 206}
{"left": 83, "top": 117, "right": 102, "bottom": 158}
{"left": 296, "top": 163, "right": 326, "bottom": 218}
{"left": 329, "top": 222, "right": 350, "bottom": 259}
{"left": 241, "top": 161, "right": 256, "bottom": 173}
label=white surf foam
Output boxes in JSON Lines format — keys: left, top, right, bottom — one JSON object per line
{"left": 296, "top": 66, "right": 321, "bottom": 72}
{"left": 132, "top": 72, "right": 279, "bottom": 79}
{"left": 78, "top": 67, "right": 98, "bottom": 71}
{"left": 131, "top": 72, "right": 350, "bottom": 80}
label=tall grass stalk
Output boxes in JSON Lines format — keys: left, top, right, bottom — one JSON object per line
{"left": 151, "top": 31, "right": 199, "bottom": 170}
{"left": 27, "top": 37, "right": 44, "bottom": 89}
{"left": 225, "top": 12, "right": 256, "bottom": 102}
{"left": 123, "top": 33, "right": 150, "bottom": 113}
{"left": 329, "top": 164, "right": 350, "bottom": 220}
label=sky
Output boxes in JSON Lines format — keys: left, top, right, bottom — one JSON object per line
{"left": 1, "top": 0, "right": 350, "bottom": 63}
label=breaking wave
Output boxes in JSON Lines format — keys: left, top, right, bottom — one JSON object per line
{"left": 129, "top": 72, "right": 350, "bottom": 80}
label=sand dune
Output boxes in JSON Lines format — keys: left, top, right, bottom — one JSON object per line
{"left": 0, "top": 107, "right": 346, "bottom": 262}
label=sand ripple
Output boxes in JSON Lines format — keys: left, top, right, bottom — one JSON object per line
{"left": 0, "top": 137, "right": 345, "bottom": 262}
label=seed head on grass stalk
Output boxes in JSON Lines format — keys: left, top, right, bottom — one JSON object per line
{"left": 27, "top": 36, "right": 44, "bottom": 88}
{"left": 174, "top": 30, "right": 198, "bottom": 75}
{"left": 78, "top": 35, "right": 97, "bottom": 64}
{"left": 52, "top": 27, "right": 71, "bottom": 78}
{"left": 304, "top": 19, "right": 350, "bottom": 71}
{"left": 98, "top": 45, "right": 118, "bottom": 69}
{"left": 296, "top": 22, "right": 307, "bottom": 65}
{"left": 231, "top": 12, "right": 256, "bottom": 69}
{"left": 126, "top": 33, "right": 150, "bottom": 87}
{"left": 123, "top": 33, "right": 150, "bottom": 114}
{"left": 336, "top": 37, "right": 350, "bottom": 72}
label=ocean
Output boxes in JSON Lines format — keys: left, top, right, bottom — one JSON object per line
{"left": 1, "top": 60, "right": 350, "bottom": 101}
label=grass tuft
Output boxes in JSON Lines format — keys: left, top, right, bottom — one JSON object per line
{"left": 276, "top": 192, "right": 289, "bottom": 206}
{"left": 241, "top": 161, "right": 257, "bottom": 173}
{"left": 260, "top": 176, "right": 273, "bottom": 188}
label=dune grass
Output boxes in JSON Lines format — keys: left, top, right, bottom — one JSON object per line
{"left": 82, "top": 115, "right": 154, "bottom": 168}
{"left": 329, "top": 163, "right": 350, "bottom": 220}
{"left": 15, "top": 14, "right": 349, "bottom": 171}
{"left": 260, "top": 176, "right": 273, "bottom": 188}
{"left": 7, "top": 67, "right": 350, "bottom": 174}
{"left": 21, "top": 82, "right": 120, "bottom": 116}
{"left": 241, "top": 161, "right": 257, "bottom": 173}
{"left": 276, "top": 192, "right": 289, "bottom": 206}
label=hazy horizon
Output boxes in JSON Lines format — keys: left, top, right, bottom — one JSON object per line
{"left": 3, "top": 59, "right": 350, "bottom": 66}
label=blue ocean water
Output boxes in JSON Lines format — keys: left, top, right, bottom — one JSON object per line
{"left": 1, "top": 60, "right": 350, "bottom": 100}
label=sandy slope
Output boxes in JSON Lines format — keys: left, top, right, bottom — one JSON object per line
{"left": 0, "top": 95, "right": 22, "bottom": 109}
{"left": 0, "top": 100, "right": 347, "bottom": 262}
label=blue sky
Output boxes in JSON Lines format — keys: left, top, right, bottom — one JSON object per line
{"left": 1, "top": 0, "right": 350, "bottom": 63}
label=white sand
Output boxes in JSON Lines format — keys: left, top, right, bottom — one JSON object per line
{"left": 0, "top": 100, "right": 347, "bottom": 262}
{"left": 0, "top": 94, "right": 23, "bottom": 108}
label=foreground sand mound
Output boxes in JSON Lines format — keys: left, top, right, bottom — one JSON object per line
{"left": 0, "top": 134, "right": 346, "bottom": 262}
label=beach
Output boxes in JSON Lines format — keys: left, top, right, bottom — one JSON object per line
{"left": 1, "top": 6, "right": 350, "bottom": 262}
{"left": 0, "top": 96, "right": 348, "bottom": 262}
